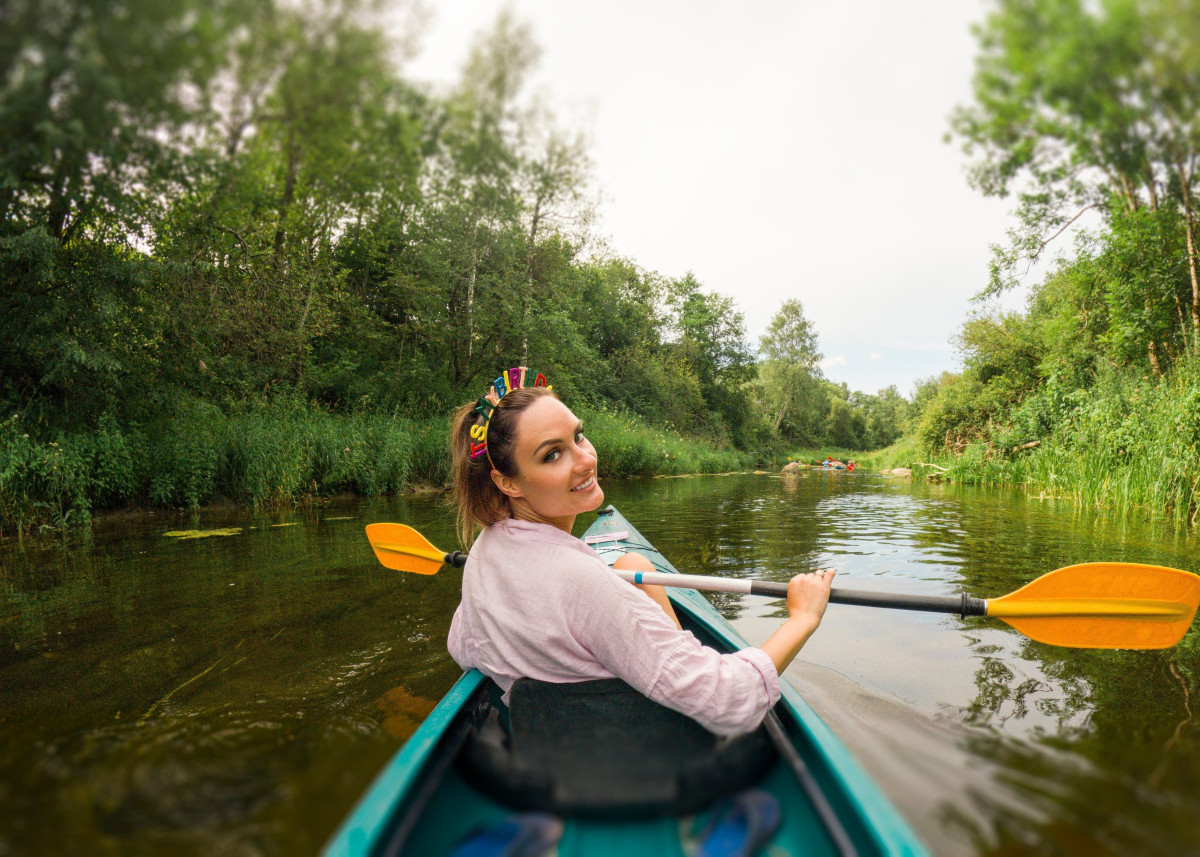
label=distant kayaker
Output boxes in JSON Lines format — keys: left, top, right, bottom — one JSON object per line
{"left": 445, "top": 367, "right": 834, "bottom": 736}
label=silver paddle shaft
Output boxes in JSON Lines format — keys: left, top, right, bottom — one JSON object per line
{"left": 612, "top": 569, "right": 987, "bottom": 617}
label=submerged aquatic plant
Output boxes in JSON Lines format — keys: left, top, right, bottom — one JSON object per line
{"left": 162, "top": 528, "right": 243, "bottom": 539}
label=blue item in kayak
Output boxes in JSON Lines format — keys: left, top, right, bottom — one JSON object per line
{"left": 696, "top": 790, "right": 781, "bottom": 857}
{"left": 448, "top": 812, "right": 563, "bottom": 857}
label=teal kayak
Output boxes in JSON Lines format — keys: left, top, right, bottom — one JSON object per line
{"left": 323, "top": 506, "right": 927, "bottom": 856}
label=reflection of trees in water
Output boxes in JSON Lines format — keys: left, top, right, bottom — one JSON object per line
{"left": 0, "top": 495, "right": 469, "bottom": 854}
{"left": 862, "top": 480, "right": 1200, "bottom": 853}
{"left": 939, "top": 716, "right": 1200, "bottom": 856}
{"left": 952, "top": 630, "right": 1200, "bottom": 854}
{"left": 962, "top": 638, "right": 1093, "bottom": 733}
{"left": 3, "top": 696, "right": 410, "bottom": 855}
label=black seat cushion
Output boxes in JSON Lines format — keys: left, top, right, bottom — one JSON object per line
{"left": 459, "top": 678, "right": 775, "bottom": 818}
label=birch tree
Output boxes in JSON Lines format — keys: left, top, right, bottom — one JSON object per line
{"left": 759, "top": 299, "right": 824, "bottom": 441}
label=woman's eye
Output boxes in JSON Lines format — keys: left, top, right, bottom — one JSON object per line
{"left": 543, "top": 449, "right": 560, "bottom": 463}
{"left": 575, "top": 430, "right": 585, "bottom": 443}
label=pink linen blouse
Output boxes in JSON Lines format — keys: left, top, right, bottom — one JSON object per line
{"left": 447, "top": 517, "right": 780, "bottom": 736}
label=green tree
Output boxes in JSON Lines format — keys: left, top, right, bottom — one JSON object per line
{"left": 517, "top": 122, "right": 593, "bottom": 363}
{"left": 1095, "top": 206, "right": 1192, "bottom": 368}
{"left": 665, "top": 273, "right": 756, "bottom": 443}
{"left": 856, "top": 386, "right": 909, "bottom": 448}
{"left": 433, "top": 9, "right": 536, "bottom": 386}
{"left": 156, "top": 1, "right": 427, "bottom": 401}
{"left": 955, "top": 310, "right": 1044, "bottom": 402}
{"left": 0, "top": 0, "right": 235, "bottom": 422}
{"left": 758, "top": 298, "right": 825, "bottom": 441}
{"left": 1025, "top": 252, "right": 1109, "bottom": 389}
{"left": 951, "top": 0, "right": 1200, "bottom": 368}
{"left": 825, "top": 398, "right": 864, "bottom": 449}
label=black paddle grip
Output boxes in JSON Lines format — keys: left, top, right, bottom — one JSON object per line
{"left": 750, "top": 580, "right": 987, "bottom": 617}
{"left": 445, "top": 551, "right": 468, "bottom": 568}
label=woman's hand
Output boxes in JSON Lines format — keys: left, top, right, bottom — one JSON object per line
{"left": 786, "top": 568, "right": 835, "bottom": 624}
{"left": 761, "top": 569, "right": 836, "bottom": 675}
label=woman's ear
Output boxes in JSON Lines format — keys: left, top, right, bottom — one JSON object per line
{"left": 490, "top": 469, "right": 524, "bottom": 499}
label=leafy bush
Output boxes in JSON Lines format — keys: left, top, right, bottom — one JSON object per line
{"left": 0, "top": 420, "right": 91, "bottom": 532}
{"left": 912, "top": 357, "right": 1200, "bottom": 524}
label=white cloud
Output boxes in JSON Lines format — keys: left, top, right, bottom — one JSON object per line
{"left": 822, "top": 355, "right": 849, "bottom": 371}
{"left": 868, "top": 353, "right": 882, "bottom": 361}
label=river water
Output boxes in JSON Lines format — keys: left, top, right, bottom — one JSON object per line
{"left": 2, "top": 472, "right": 1199, "bottom": 855}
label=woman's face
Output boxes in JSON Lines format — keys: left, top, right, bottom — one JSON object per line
{"left": 495, "top": 396, "right": 604, "bottom": 530}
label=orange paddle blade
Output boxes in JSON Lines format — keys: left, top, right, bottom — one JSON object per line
{"left": 365, "top": 523, "right": 447, "bottom": 575}
{"left": 986, "top": 562, "right": 1200, "bottom": 649}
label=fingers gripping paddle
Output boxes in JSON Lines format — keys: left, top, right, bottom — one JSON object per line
{"left": 364, "top": 524, "right": 1200, "bottom": 650}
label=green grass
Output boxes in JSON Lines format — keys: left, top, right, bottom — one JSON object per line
{"left": 898, "top": 358, "right": 1200, "bottom": 525}
{"left": 0, "top": 399, "right": 453, "bottom": 536}
{"left": 0, "top": 400, "right": 767, "bottom": 535}
{"left": 580, "top": 406, "right": 762, "bottom": 478}
{"left": 851, "top": 435, "right": 924, "bottom": 471}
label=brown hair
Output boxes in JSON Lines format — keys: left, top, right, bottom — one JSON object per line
{"left": 450, "top": 385, "right": 560, "bottom": 547}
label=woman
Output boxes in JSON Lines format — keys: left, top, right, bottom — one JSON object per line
{"left": 446, "top": 368, "right": 834, "bottom": 736}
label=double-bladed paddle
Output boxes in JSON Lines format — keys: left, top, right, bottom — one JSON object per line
{"left": 364, "top": 522, "right": 1200, "bottom": 650}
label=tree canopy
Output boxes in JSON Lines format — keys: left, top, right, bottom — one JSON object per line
{"left": 924, "top": 0, "right": 1200, "bottom": 459}
{"left": 2, "top": 0, "right": 901, "bottom": 457}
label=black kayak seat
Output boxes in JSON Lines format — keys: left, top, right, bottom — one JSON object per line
{"left": 458, "top": 677, "right": 776, "bottom": 819}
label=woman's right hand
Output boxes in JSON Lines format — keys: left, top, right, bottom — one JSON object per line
{"left": 786, "top": 569, "right": 835, "bottom": 624}
{"left": 761, "top": 568, "right": 837, "bottom": 675}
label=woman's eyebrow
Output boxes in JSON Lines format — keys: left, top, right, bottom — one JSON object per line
{"left": 533, "top": 424, "right": 582, "bottom": 454}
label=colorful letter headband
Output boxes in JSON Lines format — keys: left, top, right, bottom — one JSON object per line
{"left": 468, "top": 367, "right": 552, "bottom": 462}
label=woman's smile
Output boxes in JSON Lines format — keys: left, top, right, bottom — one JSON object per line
{"left": 570, "top": 475, "right": 596, "bottom": 492}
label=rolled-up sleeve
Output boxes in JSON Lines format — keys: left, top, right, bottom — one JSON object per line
{"left": 447, "top": 603, "right": 476, "bottom": 673}
{"left": 571, "top": 573, "right": 781, "bottom": 736}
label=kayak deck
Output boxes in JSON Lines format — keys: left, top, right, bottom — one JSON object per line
{"left": 323, "top": 506, "right": 927, "bottom": 856}
{"left": 402, "top": 755, "right": 843, "bottom": 857}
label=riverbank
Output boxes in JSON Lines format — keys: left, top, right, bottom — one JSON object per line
{"left": 860, "top": 365, "right": 1200, "bottom": 526}
{"left": 0, "top": 400, "right": 768, "bottom": 537}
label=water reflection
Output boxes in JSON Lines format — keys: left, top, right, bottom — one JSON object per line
{"left": 0, "top": 499, "right": 464, "bottom": 855}
{"left": 2, "top": 476, "right": 1199, "bottom": 855}
{"left": 603, "top": 474, "right": 1200, "bottom": 855}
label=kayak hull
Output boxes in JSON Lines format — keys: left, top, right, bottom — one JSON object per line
{"left": 323, "top": 506, "right": 927, "bottom": 856}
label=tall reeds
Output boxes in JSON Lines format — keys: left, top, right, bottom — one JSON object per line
{"left": 577, "top": 406, "right": 759, "bottom": 478}
{"left": 0, "top": 399, "right": 452, "bottom": 535}
{"left": 0, "top": 399, "right": 758, "bottom": 535}
{"left": 932, "top": 358, "right": 1200, "bottom": 525}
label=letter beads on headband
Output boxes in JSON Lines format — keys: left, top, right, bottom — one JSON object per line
{"left": 468, "top": 366, "right": 552, "bottom": 462}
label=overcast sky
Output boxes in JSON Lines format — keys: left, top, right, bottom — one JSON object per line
{"left": 401, "top": 1, "right": 1018, "bottom": 397}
